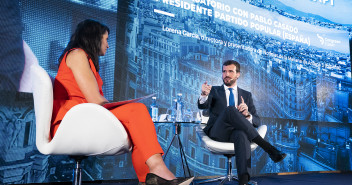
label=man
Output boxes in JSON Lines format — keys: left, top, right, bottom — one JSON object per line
{"left": 198, "top": 60, "right": 286, "bottom": 185}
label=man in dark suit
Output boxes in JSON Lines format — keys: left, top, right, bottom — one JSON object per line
{"left": 198, "top": 60, "right": 286, "bottom": 185}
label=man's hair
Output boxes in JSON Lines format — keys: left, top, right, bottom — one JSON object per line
{"left": 59, "top": 19, "right": 110, "bottom": 71}
{"left": 223, "top": 60, "right": 240, "bottom": 73}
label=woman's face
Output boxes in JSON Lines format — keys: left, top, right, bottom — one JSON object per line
{"left": 99, "top": 31, "right": 109, "bottom": 56}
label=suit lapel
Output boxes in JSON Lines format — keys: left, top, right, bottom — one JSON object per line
{"left": 219, "top": 85, "right": 227, "bottom": 107}
{"left": 237, "top": 87, "right": 243, "bottom": 105}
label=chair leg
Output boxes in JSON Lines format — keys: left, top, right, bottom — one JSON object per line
{"left": 197, "top": 156, "right": 234, "bottom": 184}
{"left": 73, "top": 158, "right": 82, "bottom": 185}
{"left": 197, "top": 155, "right": 258, "bottom": 185}
{"left": 197, "top": 176, "right": 226, "bottom": 184}
{"left": 72, "top": 159, "right": 82, "bottom": 185}
{"left": 71, "top": 156, "right": 87, "bottom": 185}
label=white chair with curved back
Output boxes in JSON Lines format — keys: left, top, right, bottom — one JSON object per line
{"left": 30, "top": 64, "right": 132, "bottom": 185}
{"left": 196, "top": 114, "right": 267, "bottom": 185}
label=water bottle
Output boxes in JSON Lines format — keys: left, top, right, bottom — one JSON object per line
{"left": 168, "top": 98, "right": 177, "bottom": 122}
{"left": 150, "top": 97, "right": 159, "bottom": 122}
{"left": 176, "top": 93, "right": 184, "bottom": 122}
{"left": 184, "top": 108, "right": 193, "bottom": 122}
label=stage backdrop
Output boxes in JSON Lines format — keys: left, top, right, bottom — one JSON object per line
{"left": 0, "top": 0, "right": 351, "bottom": 184}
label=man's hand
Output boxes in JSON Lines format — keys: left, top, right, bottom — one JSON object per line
{"left": 201, "top": 81, "right": 212, "bottom": 96}
{"left": 237, "top": 96, "right": 250, "bottom": 117}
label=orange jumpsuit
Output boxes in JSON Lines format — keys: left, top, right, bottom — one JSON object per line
{"left": 51, "top": 49, "right": 163, "bottom": 182}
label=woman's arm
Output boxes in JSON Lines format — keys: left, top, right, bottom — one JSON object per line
{"left": 66, "top": 49, "right": 109, "bottom": 105}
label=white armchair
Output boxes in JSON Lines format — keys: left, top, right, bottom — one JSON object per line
{"left": 196, "top": 123, "right": 267, "bottom": 185}
{"left": 30, "top": 64, "right": 132, "bottom": 185}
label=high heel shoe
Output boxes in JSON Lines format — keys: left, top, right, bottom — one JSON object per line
{"left": 145, "top": 173, "right": 194, "bottom": 185}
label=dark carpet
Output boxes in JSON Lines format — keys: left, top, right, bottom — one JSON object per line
{"left": 19, "top": 171, "right": 352, "bottom": 185}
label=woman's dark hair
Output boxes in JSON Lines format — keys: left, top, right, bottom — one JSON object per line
{"left": 59, "top": 19, "right": 110, "bottom": 71}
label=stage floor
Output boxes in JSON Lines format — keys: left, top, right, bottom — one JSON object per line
{"left": 21, "top": 172, "right": 352, "bottom": 185}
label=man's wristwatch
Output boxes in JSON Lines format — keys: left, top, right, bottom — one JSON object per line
{"left": 245, "top": 113, "right": 251, "bottom": 118}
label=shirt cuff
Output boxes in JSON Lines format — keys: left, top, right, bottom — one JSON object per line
{"left": 198, "top": 95, "right": 208, "bottom": 104}
{"left": 247, "top": 114, "right": 253, "bottom": 124}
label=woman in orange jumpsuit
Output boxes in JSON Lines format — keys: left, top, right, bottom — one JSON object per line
{"left": 51, "top": 19, "right": 192, "bottom": 185}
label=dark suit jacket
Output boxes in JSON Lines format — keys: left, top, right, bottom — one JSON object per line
{"left": 198, "top": 85, "right": 260, "bottom": 135}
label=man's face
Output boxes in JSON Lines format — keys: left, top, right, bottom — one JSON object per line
{"left": 222, "top": 64, "right": 240, "bottom": 87}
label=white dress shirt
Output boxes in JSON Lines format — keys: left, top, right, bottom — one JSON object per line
{"left": 224, "top": 85, "right": 238, "bottom": 107}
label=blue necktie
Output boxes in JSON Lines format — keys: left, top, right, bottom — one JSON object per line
{"left": 229, "top": 88, "right": 234, "bottom": 106}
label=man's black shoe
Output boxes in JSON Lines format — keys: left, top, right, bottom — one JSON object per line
{"left": 269, "top": 150, "right": 287, "bottom": 163}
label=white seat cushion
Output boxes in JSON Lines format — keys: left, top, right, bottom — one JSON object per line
{"left": 196, "top": 124, "right": 267, "bottom": 154}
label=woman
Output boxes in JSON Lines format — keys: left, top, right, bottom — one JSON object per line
{"left": 51, "top": 19, "right": 193, "bottom": 185}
